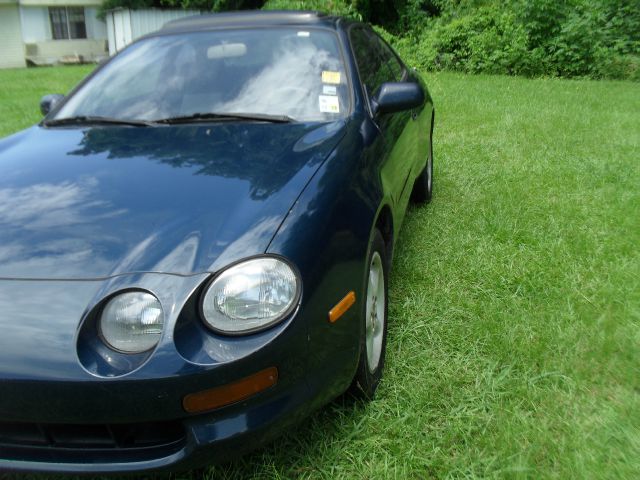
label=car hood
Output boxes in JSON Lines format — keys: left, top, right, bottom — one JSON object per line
{"left": 0, "top": 121, "right": 346, "bottom": 280}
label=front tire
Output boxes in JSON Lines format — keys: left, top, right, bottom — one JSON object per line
{"left": 349, "top": 229, "right": 388, "bottom": 400}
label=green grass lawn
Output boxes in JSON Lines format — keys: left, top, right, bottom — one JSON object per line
{"left": 0, "top": 65, "right": 94, "bottom": 138}
{"left": 1, "top": 66, "right": 638, "bottom": 479}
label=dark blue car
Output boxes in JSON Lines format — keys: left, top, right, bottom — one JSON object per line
{"left": 0, "top": 10, "right": 434, "bottom": 473}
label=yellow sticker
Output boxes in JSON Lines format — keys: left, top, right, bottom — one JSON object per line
{"left": 322, "top": 71, "right": 341, "bottom": 84}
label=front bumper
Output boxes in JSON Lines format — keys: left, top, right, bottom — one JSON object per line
{"left": 0, "top": 301, "right": 360, "bottom": 474}
{"left": 0, "top": 375, "right": 322, "bottom": 474}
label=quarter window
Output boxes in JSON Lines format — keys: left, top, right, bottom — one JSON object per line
{"left": 49, "top": 7, "right": 87, "bottom": 40}
{"left": 349, "top": 27, "right": 395, "bottom": 99}
{"left": 373, "top": 35, "right": 405, "bottom": 81}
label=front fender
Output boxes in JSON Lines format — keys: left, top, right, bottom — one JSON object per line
{"left": 267, "top": 116, "right": 389, "bottom": 398}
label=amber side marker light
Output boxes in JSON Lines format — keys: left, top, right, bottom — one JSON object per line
{"left": 328, "top": 291, "right": 356, "bottom": 323}
{"left": 183, "top": 367, "right": 278, "bottom": 414}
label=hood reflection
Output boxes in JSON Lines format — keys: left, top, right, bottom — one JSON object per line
{"left": 0, "top": 177, "right": 124, "bottom": 229}
{"left": 70, "top": 123, "right": 333, "bottom": 200}
{"left": 0, "top": 121, "right": 346, "bottom": 279}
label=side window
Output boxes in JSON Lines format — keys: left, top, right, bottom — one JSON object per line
{"left": 373, "top": 34, "right": 405, "bottom": 81}
{"left": 349, "top": 27, "right": 394, "bottom": 99}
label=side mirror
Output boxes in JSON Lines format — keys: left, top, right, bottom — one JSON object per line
{"left": 40, "top": 94, "right": 64, "bottom": 116}
{"left": 371, "top": 82, "right": 424, "bottom": 116}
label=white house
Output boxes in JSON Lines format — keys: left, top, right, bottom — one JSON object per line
{"left": 0, "top": 0, "right": 108, "bottom": 68}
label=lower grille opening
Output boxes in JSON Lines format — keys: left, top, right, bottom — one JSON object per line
{"left": 0, "top": 420, "right": 186, "bottom": 463}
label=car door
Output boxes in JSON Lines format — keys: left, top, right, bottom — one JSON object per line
{"left": 372, "top": 32, "right": 432, "bottom": 222}
{"left": 349, "top": 26, "right": 423, "bottom": 233}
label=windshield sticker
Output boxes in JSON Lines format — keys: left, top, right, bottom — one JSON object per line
{"left": 322, "top": 71, "right": 341, "bottom": 84}
{"left": 319, "top": 95, "right": 340, "bottom": 113}
{"left": 322, "top": 85, "right": 337, "bottom": 95}
{"left": 297, "top": 31, "right": 310, "bottom": 37}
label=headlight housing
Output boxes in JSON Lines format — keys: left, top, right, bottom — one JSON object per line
{"left": 201, "top": 257, "right": 301, "bottom": 335}
{"left": 99, "top": 291, "right": 164, "bottom": 353}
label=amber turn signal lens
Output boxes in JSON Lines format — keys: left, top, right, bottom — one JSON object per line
{"left": 328, "top": 291, "right": 356, "bottom": 323}
{"left": 183, "top": 367, "right": 278, "bottom": 414}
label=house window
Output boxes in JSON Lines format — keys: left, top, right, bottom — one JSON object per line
{"left": 49, "top": 7, "right": 87, "bottom": 40}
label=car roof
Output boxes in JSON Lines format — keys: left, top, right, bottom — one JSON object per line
{"left": 160, "top": 10, "right": 350, "bottom": 34}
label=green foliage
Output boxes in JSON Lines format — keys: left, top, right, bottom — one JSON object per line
{"left": 209, "top": 0, "right": 265, "bottom": 10}
{"left": 262, "top": 0, "right": 360, "bottom": 18}
{"left": 416, "top": 7, "right": 531, "bottom": 74}
{"left": 383, "top": 0, "right": 640, "bottom": 80}
{"left": 502, "top": 0, "right": 639, "bottom": 80}
{"left": 156, "top": 0, "right": 264, "bottom": 11}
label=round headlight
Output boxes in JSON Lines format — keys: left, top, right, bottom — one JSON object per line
{"left": 201, "top": 257, "right": 300, "bottom": 334}
{"left": 99, "top": 291, "right": 164, "bottom": 353}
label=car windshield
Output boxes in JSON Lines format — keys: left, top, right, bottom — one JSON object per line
{"left": 53, "top": 28, "right": 350, "bottom": 123}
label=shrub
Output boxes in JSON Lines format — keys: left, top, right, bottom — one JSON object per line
{"left": 262, "top": 0, "right": 359, "bottom": 18}
{"left": 413, "top": 7, "right": 530, "bottom": 75}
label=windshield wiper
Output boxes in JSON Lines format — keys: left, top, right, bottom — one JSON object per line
{"left": 155, "top": 112, "right": 295, "bottom": 124}
{"left": 43, "top": 116, "right": 155, "bottom": 127}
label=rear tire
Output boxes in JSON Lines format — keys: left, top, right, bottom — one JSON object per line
{"left": 410, "top": 130, "right": 433, "bottom": 204}
{"left": 348, "top": 229, "right": 388, "bottom": 400}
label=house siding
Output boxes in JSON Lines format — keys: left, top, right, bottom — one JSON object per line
{"left": 0, "top": 4, "right": 26, "bottom": 68}
{"left": 19, "top": 5, "right": 50, "bottom": 43}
